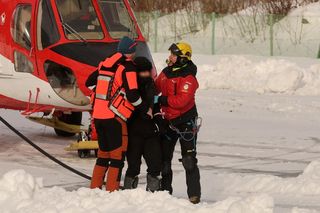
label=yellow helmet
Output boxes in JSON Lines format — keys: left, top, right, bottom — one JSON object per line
{"left": 169, "top": 42, "right": 192, "bottom": 61}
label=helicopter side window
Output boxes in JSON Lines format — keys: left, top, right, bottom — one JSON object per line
{"left": 98, "top": 0, "right": 138, "bottom": 39}
{"left": 14, "top": 51, "right": 34, "bottom": 73}
{"left": 37, "top": 0, "right": 60, "bottom": 50}
{"left": 12, "top": 5, "right": 32, "bottom": 50}
{"left": 44, "top": 60, "right": 90, "bottom": 106}
{"left": 55, "top": 0, "right": 104, "bottom": 40}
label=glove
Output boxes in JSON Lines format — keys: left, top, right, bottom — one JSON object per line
{"left": 140, "top": 109, "right": 153, "bottom": 120}
{"left": 154, "top": 114, "right": 169, "bottom": 135}
{"left": 158, "top": 96, "right": 168, "bottom": 107}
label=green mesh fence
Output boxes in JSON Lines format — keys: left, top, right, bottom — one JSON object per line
{"left": 135, "top": 11, "right": 320, "bottom": 58}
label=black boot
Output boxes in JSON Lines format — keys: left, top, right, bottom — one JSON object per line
{"left": 161, "top": 161, "right": 173, "bottom": 194}
{"left": 146, "top": 174, "right": 161, "bottom": 192}
{"left": 123, "top": 175, "right": 139, "bottom": 189}
{"left": 189, "top": 196, "right": 200, "bottom": 204}
{"left": 182, "top": 155, "right": 201, "bottom": 201}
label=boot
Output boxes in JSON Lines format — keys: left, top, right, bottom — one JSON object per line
{"left": 189, "top": 196, "right": 200, "bottom": 204}
{"left": 106, "top": 167, "right": 122, "bottom": 192}
{"left": 90, "top": 165, "right": 107, "bottom": 189}
{"left": 123, "top": 175, "right": 139, "bottom": 189}
{"left": 146, "top": 174, "right": 161, "bottom": 192}
{"left": 161, "top": 161, "right": 173, "bottom": 194}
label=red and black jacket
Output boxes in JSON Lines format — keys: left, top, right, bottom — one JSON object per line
{"left": 155, "top": 61, "right": 199, "bottom": 125}
{"left": 86, "top": 54, "right": 149, "bottom": 119}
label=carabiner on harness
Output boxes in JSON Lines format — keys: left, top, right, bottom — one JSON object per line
{"left": 169, "top": 117, "right": 202, "bottom": 142}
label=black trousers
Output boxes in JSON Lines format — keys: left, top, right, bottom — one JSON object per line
{"left": 161, "top": 119, "right": 201, "bottom": 198}
{"left": 126, "top": 122, "right": 162, "bottom": 178}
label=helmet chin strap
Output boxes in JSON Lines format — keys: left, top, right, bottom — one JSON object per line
{"left": 166, "top": 54, "right": 189, "bottom": 68}
{"left": 175, "top": 56, "right": 189, "bottom": 67}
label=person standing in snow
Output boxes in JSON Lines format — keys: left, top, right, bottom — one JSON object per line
{"left": 123, "top": 57, "right": 162, "bottom": 192}
{"left": 155, "top": 42, "right": 201, "bottom": 204}
{"left": 86, "top": 36, "right": 152, "bottom": 192}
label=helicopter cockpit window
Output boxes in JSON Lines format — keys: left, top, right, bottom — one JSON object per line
{"left": 12, "top": 5, "right": 32, "bottom": 50}
{"left": 37, "top": 0, "right": 60, "bottom": 50}
{"left": 44, "top": 60, "right": 90, "bottom": 106}
{"left": 98, "top": 0, "right": 138, "bottom": 39}
{"left": 55, "top": 0, "right": 104, "bottom": 40}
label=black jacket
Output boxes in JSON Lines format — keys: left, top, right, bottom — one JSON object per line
{"left": 128, "top": 77, "right": 161, "bottom": 137}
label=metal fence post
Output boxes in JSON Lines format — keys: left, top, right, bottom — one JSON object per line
{"left": 211, "top": 12, "right": 216, "bottom": 55}
{"left": 153, "top": 11, "right": 159, "bottom": 53}
{"left": 142, "top": 11, "right": 149, "bottom": 41}
{"left": 269, "top": 14, "right": 274, "bottom": 57}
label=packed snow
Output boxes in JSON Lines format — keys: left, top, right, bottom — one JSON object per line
{"left": 3, "top": 161, "right": 320, "bottom": 212}
{"left": 0, "top": 170, "right": 274, "bottom": 213}
{"left": 204, "top": 161, "right": 320, "bottom": 197}
{"left": 0, "top": 2, "right": 320, "bottom": 213}
{"left": 2, "top": 160, "right": 320, "bottom": 213}
{"left": 1, "top": 54, "right": 320, "bottom": 212}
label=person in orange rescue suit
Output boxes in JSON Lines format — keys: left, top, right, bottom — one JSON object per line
{"left": 155, "top": 42, "right": 201, "bottom": 204}
{"left": 85, "top": 36, "right": 152, "bottom": 192}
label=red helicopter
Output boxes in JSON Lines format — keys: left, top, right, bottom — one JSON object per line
{"left": 0, "top": 0, "right": 154, "bottom": 138}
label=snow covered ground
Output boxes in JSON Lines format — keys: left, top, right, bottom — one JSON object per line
{"left": 1, "top": 54, "right": 320, "bottom": 212}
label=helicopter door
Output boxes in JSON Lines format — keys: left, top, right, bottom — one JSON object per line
{"left": 35, "top": 0, "right": 90, "bottom": 106}
{"left": 11, "top": 2, "right": 37, "bottom": 75}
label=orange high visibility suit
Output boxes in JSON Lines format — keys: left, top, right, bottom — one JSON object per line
{"left": 85, "top": 53, "right": 148, "bottom": 191}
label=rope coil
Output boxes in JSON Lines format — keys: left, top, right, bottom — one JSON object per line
{"left": 169, "top": 117, "right": 202, "bottom": 142}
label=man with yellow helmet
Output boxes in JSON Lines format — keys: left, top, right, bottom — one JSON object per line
{"left": 155, "top": 41, "right": 201, "bottom": 204}
{"left": 167, "top": 42, "right": 193, "bottom": 65}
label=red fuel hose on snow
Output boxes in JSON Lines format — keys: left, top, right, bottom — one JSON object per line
{"left": 0, "top": 116, "right": 92, "bottom": 181}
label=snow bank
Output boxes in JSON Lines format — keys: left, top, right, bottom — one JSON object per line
{"left": 0, "top": 170, "right": 274, "bottom": 213}
{"left": 4, "top": 161, "right": 320, "bottom": 213}
{"left": 153, "top": 54, "right": 320, "bottom": 95}
{"left": 215, "top": 161, "right": 320, "bottom": 196}
{"left": 197, "top": 56, "right": 316, "bottom": 95}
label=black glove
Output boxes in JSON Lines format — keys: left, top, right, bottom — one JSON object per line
{"left": 139, "top": 111, "right": 152, "bottom": 120}
{"left": 154, "top": 114, "right": 169, "bottom": 135}
{"left": 158, "top": 96, "right": 169, "bottom": 107}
